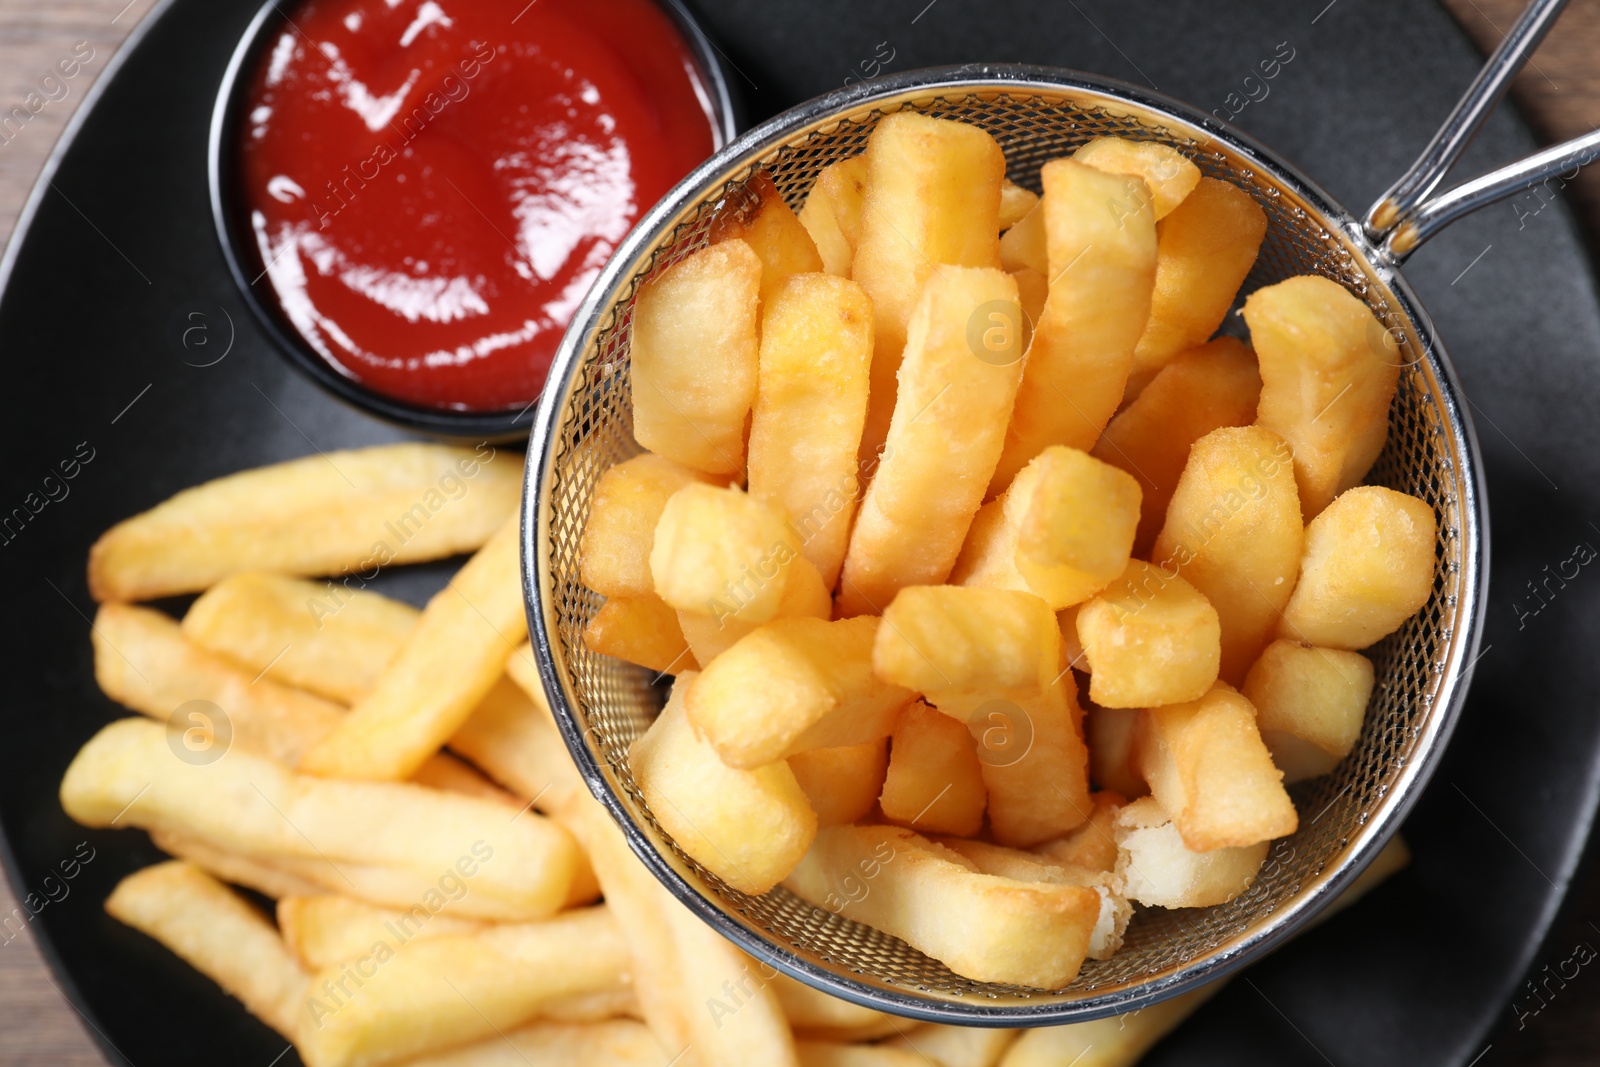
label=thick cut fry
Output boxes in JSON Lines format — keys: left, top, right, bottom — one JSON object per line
{"left": 710, "top": 171, "right": 825, "bottom": 301}
{"left": 1153, "top": 426, "right": 1303, "bottom": 684}
{"left": 837, "top": 267, "right": 1023, "bottom": 615}
{"left": 92, "top": 602, "right": 342, "bottom": 764}
{"left": 1093, "top": 336, "right": 1262, "bottom": 555}
{"left": 999, "top": 179, "right": 1040, "bottom": 230}
{"left": 786, "top": 824, "right": 1101, "bottom": 988}
{"left": 1136, "top": 684, "right": 1297, "bottom": 851}
{"left": 1076, "top": 561, "right": 1221, "bottom": 708}
{"left": 1132, "top": 177, "right": 1268, "bottom": 376}
{"left": 678, "top": 555, "right": 831, "bottom": 666}
{"left": 300, "top": 517, "right": 527, "bottom": 781}
{"left": 630, "top": 239, "right": 763, "bottom": 475}
{"left": 1245, "top": 274, "right": 1402, "bottom": 516}
{"left": 1032, "top": 791, "right": 1125, "bottom": 872}
{"left": 652, "top": 483, "right": 800, "bottom": 626}
{"left": 852, "top": 113, "right": 1005, "bottom": 459}
{"left": 87, "top": 443, "right": 520, "bottom": 602}
{"left": 583, "top": 594, "right": 694, "bottom": 675}
{"left": 688, "top": 616, "right": 913, "bottom": 768}
{"left": 1279, "top": 486, "right": 1437, "bottom": 649}
{"left": 1242, "top": 639, "right": 1375, "bottom": 781}
{"left": 580, "top": 453, "right": 724, "bottom": 598}
{"left": 1072, "top": 136, "right": 1201, "bottom": 220}
{"left": 884, "top": 1023, "right": 1020, "bottom": 1067}
{"left": 998, "top": 201, "right": 1045, "bottom": 275}
{"left": 798, "top": 154, "right": 868, "bottom": 276}
{"left": 150, "top": 829, "right": 332, "bottom": 900}
{"left": 1085, "top": 706, "right": 1146, "bottom": 799}
{"left": 64, "top": 718, "right": 581, "bottom": 921}
{"left": 999, "top": 981, "right": 1226, "bottom": 1067}
{"left": 748, "top": 273, "right": 874, "bottom": 587}
{"left": 278, "top": 895, "right": 487, "bottom": 970}
{"left": 452, "top": 673, "right": 586, "bottom": 815}
{"left": 631, "top": 677, "right": 817, "bottom": 894}
{"left": 788, "top": 740, "right": 889, "bottom": 828}
{"left": 182, "top": 572, "right": 418, "bottom": 704}
{"left": 403, "top": 1021, "right": 666, "bottom": 1067}
{"left": 990, "top": 160, "right": 1159, "bottom": 493}
{"left": 1113, "top": 797, "right": 1266, "bottom": 907}
{"left": 953, "top": 446, "right": 1141, "bottom": 609}
{"left": 879, "top": 701, "right": 987, "bottom": 837}
{"left": 973, "top": 668, "right": 1092, "bottom": 847}
{"left": 105, "top": 862, "right": 308, "bottom": 1040}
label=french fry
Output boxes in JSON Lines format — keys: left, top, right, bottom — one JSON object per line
{"left": 678, "top": 555, "right": 831, "bottom": 666}
{"left": 710, "top": 171, "right": 825, "bottom": 301}
{"left": 1072, "top": 136, "right": 1201, "bottom": 220}
{"left": 998, "top": 201, "right": 1045, "bottom": 275}
{"left": 1242, "top": 639, "right": 1374, "bottom": 782}
{"left": 851, "top": 113, "right": 1005, "bottom": 460}
{"left": 630, "top": 676, "right": 817, "bottom": 894}
{"left": 998, "top": 178, "right": 1040, "bottom": 230}
{"left": 799, "top": 154, "right": 869, "bottom": 276}
{"left": 1031, "top": 791, "right": 1125, "bottom": 872}
{"left": 87, "top": 443, "right": 521, "bottom": 602}
{"left": 788, "top": 739, "right": 889, "bottom": 828}
{"left": 688, "top": 616, "right": 913, "bottom": 768}
{"left": 797, "top": 1044, "right": 925, "bottom": 1067}
{"left": 104, "top": 861, "right": 308, "bottom": 1040}
{"left": 451, "top": 673, "right": 586, "bottom": 816}
{"left": 1132, "top": 177, "right": 1267, "bottom": 377}
{"left": 1092, "top": 336, "right": 1262, "bottom": 555}
{"left": 952, "top": 446, "right": 1141, "bottom": 609}
{"left": 1084, "top": 706, "right": 1146, "bottom": 800}
{"left": 837, "top": 267, "right": 1024, "bottom": 615}
{"left": 1112, "top": 797, "right": 1267, "bottom": 908}
{"left": 652, "top": 483, "right": 800, "bottom": 626}
{"left": 883, "top": 1023, "right": 1020, "bottom": 1067}
{"left": 299, "top": 517, "right": 527, "bottom": 781}
{"left": 404, "top": 1020, "right": 667, "bottom": 1067}
{"left": 277, "top": 894, "right": 486, "bottom": 970}
{"left": 1136, "top": 684, "right": 1297, "bottom": 851}
{"left": 748, "top": 272, "right": 874, "bottom": 588}
{"left": 583, "top": 595, "right": 695, "bottom": 675}
{"left": 581, "top": 452, "right": 724, "bottom": 599}
{"left": 879, "top": 701, "right": 987, "bottom": 837}
{"left": 1153, "top": 426, "right": 1303, "bottom": 684}
{"left": 989, "top": 159, "right": 1158, "bottom": 496}
{"left": 148, "top": 828, "right": 330, "bottom": 900}
{"left": 1279, "top": 486, "right": 1437, "bottom": 649}
{"left": 1244, "top": 274, "right": 1401, "bottom": 516}
{"left": 1076, "top": 561, "right": 1221, "bottom": 709}
{"left": 630, "top": 239, "right": 763, "bottom": 476}
{"left": 998, "top": 980, "right": 1227, "bottom": 1067}
{"left": 973, "top": 668, "right": 1092, "bottom": 847}
{"left": 785, "top": 824, "right": 1101, "bottom": 988}
{"left": 63, "top": 718, "right": 582, "bottom": 921}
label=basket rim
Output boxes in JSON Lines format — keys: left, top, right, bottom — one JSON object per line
{"left": 520, "top": 62, "right": 1491, "bottom": 1025}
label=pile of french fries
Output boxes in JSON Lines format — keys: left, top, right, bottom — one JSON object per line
{"left": 593, "top": 113, "right": 1438, "bottom": 990}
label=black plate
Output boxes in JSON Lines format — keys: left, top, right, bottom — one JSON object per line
{"left": 2, "top": 0, "right": 1597, "bottom": 1064}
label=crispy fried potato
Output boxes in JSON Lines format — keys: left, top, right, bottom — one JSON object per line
{"left": 884, "top": 1023, "right": 1019, "bottom": 1067}
{"left": 852, "top": 113, "right": 1006, "bottom": 460}
{"left": 149, "top": 829, "right": 331, "bottom": 899}
{"left": 786, "top": 824, "right": 1101, "bottom": 988}
{"left": 277, "top": 894, "right": 485, "bottom": 970}
{"left": 87, "top": 443, "right": 521, "bottom": 602}
{"left": 64, "top": 718, "right": 581, "bottom": 921}
{"left": 404, "top": 1021, "right": 666, "bottom": 1067}
{"left": 837, "top": 267, "right": 1024, "bottom": 615}
{"left": 879, "top": 701, "right": 988, "bottom": 837}
{"left": 300, "top": 517, "right": 527, "bottom": 781}
{"left": 1279, "top": 486, "right": 1436, "bottom": 649}
{"left": 1153, "top": 426, "right": 1303, "bottom": 683}
{"left": 1085, "top": 706, "right": 1146, "bottom": 800}
{"left": 973, "top": 667, "right": 1092, "bottom": 847}
{"left": 631, "top": 239, "right": 763, "bottom": 475}
{"left": 1076, "top": 561, "right": 1221, "bottom": 708}
{"left": 789, "top": 739, "right": 889, "bottom": 828}
{"left": 631, "top": 676, "right": 817, "bottom": 894}
{"left": 652, "top": 483, "right": 800, "bottom": 626}
{"left": 580, "top": 452, "right": 724, "bottom": 599}
{"left": 1032, "top": 791, "right": 1125, "bottom": 872}
{"left": 1112, "top": 796, "right": 1266, "bottom": 907}
{"left": 1132, "top": 177, "right": 1267, "bottom": 376}
{"left": 748, "top": 273, "right": 874, "bottom": 587}
{"left": 583, "top": 594, "right": 694, "bottom": 675}
{"left": 1072, "top": 136, "right": 1201, "bottom": 220}
{"left": 953, "top": 446, "right": 1140, "bottom": 609}
{"left": 1245, "top": 274, "right": 1402, "bottom": 516}
{"left": 1093, "top": 337, "right": 1262, "bottom": 555}
{"left": 999, "top": 981, "right": 1226, "bottom": 1067}
{"left": 711, "top": 171, "right": 825, "bottom": 301}
{"left": 1136, "top": 684, "right": 1297, "bottom": 851}
{"left": 799, "top": 154, "right": 869, "bottom": 276}
{"left": 1242, "top": 639, "right": 1374, "bottom": 782}
{"left": 688, "top": 616, "right": 913, "bottom": 768}
{"left": 678, "top": 555, "right": 831, "bottom": 666}
{"left": 452, "top": 672, "right": 586, "bottom": 815}
{"left": 999, "top": 179, "right": 1040, "bottom": 230}
{"left": 990, "top": 160, "right": 1159, "bottom": 494}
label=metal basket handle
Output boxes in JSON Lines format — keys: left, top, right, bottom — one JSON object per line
{"left": 1364, "top": 0, "right": 1600, "bottom": 259}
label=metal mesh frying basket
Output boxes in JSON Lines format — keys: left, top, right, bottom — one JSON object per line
{"left": 524, "top": 66, "right": 1487, "bottom": 1024}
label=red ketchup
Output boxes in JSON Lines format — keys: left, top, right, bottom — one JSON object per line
{"left": 239, "top": 0, "right": 718, "bottom": 411}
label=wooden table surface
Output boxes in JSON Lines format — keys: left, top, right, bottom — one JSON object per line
{"left": 1, "top": 1, "right": 1597, "bottom": 1064}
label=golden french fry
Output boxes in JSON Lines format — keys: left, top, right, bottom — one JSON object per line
{"left": 652, "top": 483, "right": 800, "bottom": 626}
{"left": 105, "top": 861, "right": 307, "bottom": 1040}
{"left": 63, "top": 718, "right": 582, "bottom": 921}
{"left": 87, "top": 443, "right": 520, "bottom": 602}
{"left": 277, "top": 894, "right": 485, "bottom": 970}
{"left": 299, "top": 517, "right": 527, "bottom": 781}
{"left": 1242, "top": 639, "right": 1375, "bottom": 782}
{"left": 998, "top": 201, "right": 1045, "bottom": 275}
{"left": 583, "top": 594, "right": 695, "bottom": 675}
{"left": 149, "top": 829, "right": 331, "bottom": 900}
{"left": 989, "top": 159, "right": 1159, "bottom": 495}
{"left": 884, "top": 1023, "right": 1019, "bottom": 1067}
{"left": 785, "top": 824, "right": 1101, "bottom": 988}
{"left": 452, "top": 672, "right": 586, "bottom": 816}
{"left": 788, "top": 739, "right": 889, "bottom": 828}
{"left": 630, "top": 239, "right": 763, "bottom": 476}
{"left": 1132, "top": 177, "right": 1268, "bottom": 376}
{"left": 748, "top": 272, "right": 874, "bottom": 588}
{"left": 1084, "top": 705, "right": 1146, "bottom": 800}
{"left": 678, "top": 555, "right": 831, "bottom": 666}
{"left": 581, "top": 452, "right": 724, "bottom": 599}
{"left": 973, "top": 669, "right": 1092, "bottom": 848}
{"left": 403, "top": 1020, "right": 666, "bottom": 1067}
{"left": 1076, "top": 561, "right": 1221, "bottom": 708}
{"left": 799, "top": 154, "right": 869, "bottom": 277}
{"left": 1031, "top": 790, "right": 1125, "bottom": 872}
{"left": 1093, "top": 336, "right": 1262, "bottom": 555}
{"left": 688, "top": 616, "right": 913, "bottom": 768}
{"left": 1153, "top": 426, "right": 1303, "bottom": 684}
{"left": 838, "top": 267, "right": 1024, "bottom": 615}
{"left": 1245, "top": 274, "right": 1401, "bottom": 516}
{"left": 998, "top": 980, "right": 1227, "bottom": 1067}
{"left": 879, "top": 701, "right": 987, "bottom": 837}
{"left": 1279, "top": 486, "right": 1437, "bottom": 649}
{"left": 711, "top": 171, "right": 825, "bottom": 301}
{"left": 852, "top": 113, "right": 1006, "bottom": 460}
{"left": 631, "top": 676, "right": 817, "bottom": 894}
{"left": 1072, "top": 136, "right": 1201, "bottom": 220}
{"left": 1112, "top": 797, "right": 1266, "bottom": 908}
{"left": 999, "top": 179, "right": 1040, "bottom": 230}
{"left": 797, "top": 1044, "right": 925, "bottom": 1067}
